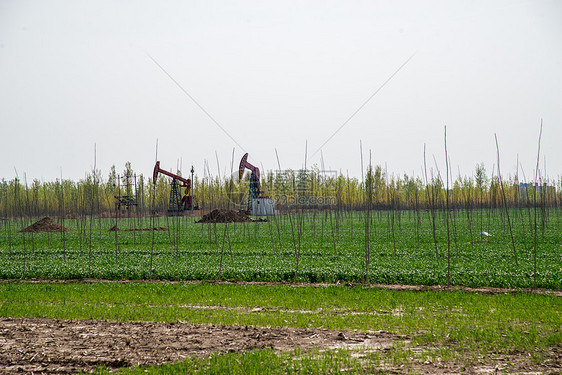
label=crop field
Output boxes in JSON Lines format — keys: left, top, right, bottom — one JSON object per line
{"left": 0, "top": 208, "right": 560, "bottom": 289}
{"left": 0, "top": 281, "right": 560, "bottom": 373}
{"left": 0, "top": 208, "right": 560, "bottom": 373}
{"left": 2, "top": 1, "right": 561, "bottom": 370}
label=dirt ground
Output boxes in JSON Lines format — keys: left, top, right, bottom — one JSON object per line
{"left": 0, "top": 317, "right": 395, "bottom": 374}
{"left": 0, "top": 317, "right": 559, "bottom": 374}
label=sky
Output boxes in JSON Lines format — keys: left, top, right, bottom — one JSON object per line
{"left": 1, "top": 0, "right": 561, "bottom": 184}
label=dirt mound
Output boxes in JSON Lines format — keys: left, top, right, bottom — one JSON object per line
{"left": 108, "top": 226, "right": 168, "bottom": 232}
{"left": 196, "top": 209, "right": 253, "bottom": 223}
{"left": 19, "top": 217, "right": 74, "bottom": 233}
{"left": 196, "top": 208, "right": 267, "bottom": 223}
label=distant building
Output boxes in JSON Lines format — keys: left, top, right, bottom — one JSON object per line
{"left": 519, "top": 182, "right": 556, "bottom": 203}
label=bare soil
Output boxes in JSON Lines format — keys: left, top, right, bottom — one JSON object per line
{"left": 18, "top": 217, "right": 74, "bottom": 233}
{"left": 0, "top": 318, "right": 559, "bottom": 374}
{"left": 0, "top": 317, "right": 393, "bottom": 374}
{"left": 196, "top": 208, "right": 267, "bottom": 223}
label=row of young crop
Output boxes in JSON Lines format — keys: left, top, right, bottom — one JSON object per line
{"left": 0, "top": 162, "right": 560, "bottom": 218}
{"left": 0, "top": 207, "right": 560, "bottom": 289}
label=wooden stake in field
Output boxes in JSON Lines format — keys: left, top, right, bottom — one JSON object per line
{"left": 494, "top": 134, "right": 518, "bottom": 267}
{"left": 532, "top": 121, "right": 543, "bottom": 288}
{"left": 150, "top": 140, "right": 158, "bottom": 279}
{"left": 59, "top": 168, "right": 66, "bottom": 260}
{"left": 364, "top": 162, "right": 374, "bottom": 284}
{"left": 218, "top": 223, "right": 228, "bottom": 280}
{"left": 88, "top": 144, "right": 96, "bottom": 279}
{"left": 444, "top": 126, "right": 451, "bottom": 285}
{"left": 16, "top": 174, "right": 29, "bottom": 279}
{"left": 423, "top": 144, "right": 439, "bottom": 263}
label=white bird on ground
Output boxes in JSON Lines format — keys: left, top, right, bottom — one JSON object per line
{"left": 480, "top": 231, "right": 491, "bottom": 237}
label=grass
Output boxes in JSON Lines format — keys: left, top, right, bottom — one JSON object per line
{"left": 88, "top": 348, "right": 390, "bottom": 375}
{"left": 2, "top": 281, "right": 560, "bottom": 373}
{"left": 1, "top": 281, "right": 560, "bottom": 355}
{"left": 0, "top": 209, "right": 560, "bottom": 289}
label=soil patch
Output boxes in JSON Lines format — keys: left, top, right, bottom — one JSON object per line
{"left": 18, "top": 217, "right": 74, "bottom": 233}
{"left": 0, "top": 318, "right": 557, "bottom": 374}
{"left": 0, "top": 317, "right": 393, "bottom": 374}
{"left": 196, "top": 208, "right": 268, "bottom": 223}
{"left": 108, "top": 226, "right": 168, "bottom": 232}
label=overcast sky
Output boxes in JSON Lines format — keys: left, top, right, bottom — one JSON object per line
{"left": 1, "top": 0, "right": 560, "bottom": 183}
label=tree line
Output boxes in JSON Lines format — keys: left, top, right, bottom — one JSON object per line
{"left": 0, "top": 162, "right": 559, "bottom": 218}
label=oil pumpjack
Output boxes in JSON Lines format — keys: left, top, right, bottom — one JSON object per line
{"left": 153, "top": 161, "right": 196, "bottom": 214}
{"left": 238, "top": 153, "right": 277, "bottom": 215}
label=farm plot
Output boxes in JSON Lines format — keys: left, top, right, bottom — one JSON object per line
{"left": 0, "top": 282, "right": 560, "bottom": 374}
{"left": 0, "top": 209, "right": 560, "bottom": 289}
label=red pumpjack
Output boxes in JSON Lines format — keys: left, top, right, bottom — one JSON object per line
{"left": 239, "top": 153, "right": 261, "bottom": 214}
{"left": 153, "top": 161, "right": 193, "bottom": 212}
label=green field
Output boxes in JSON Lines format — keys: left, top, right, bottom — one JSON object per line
{"left": 1, "top": 281, "right": 560, "bottom": 374}
{"left": 3, "top": 281, "right": 560, "bottom": 350}
{"left": 1, "top": 209, "right": 560, "bottom": 289}
{"left": 1, "top": 208, "right": 560, "bottom": 373}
